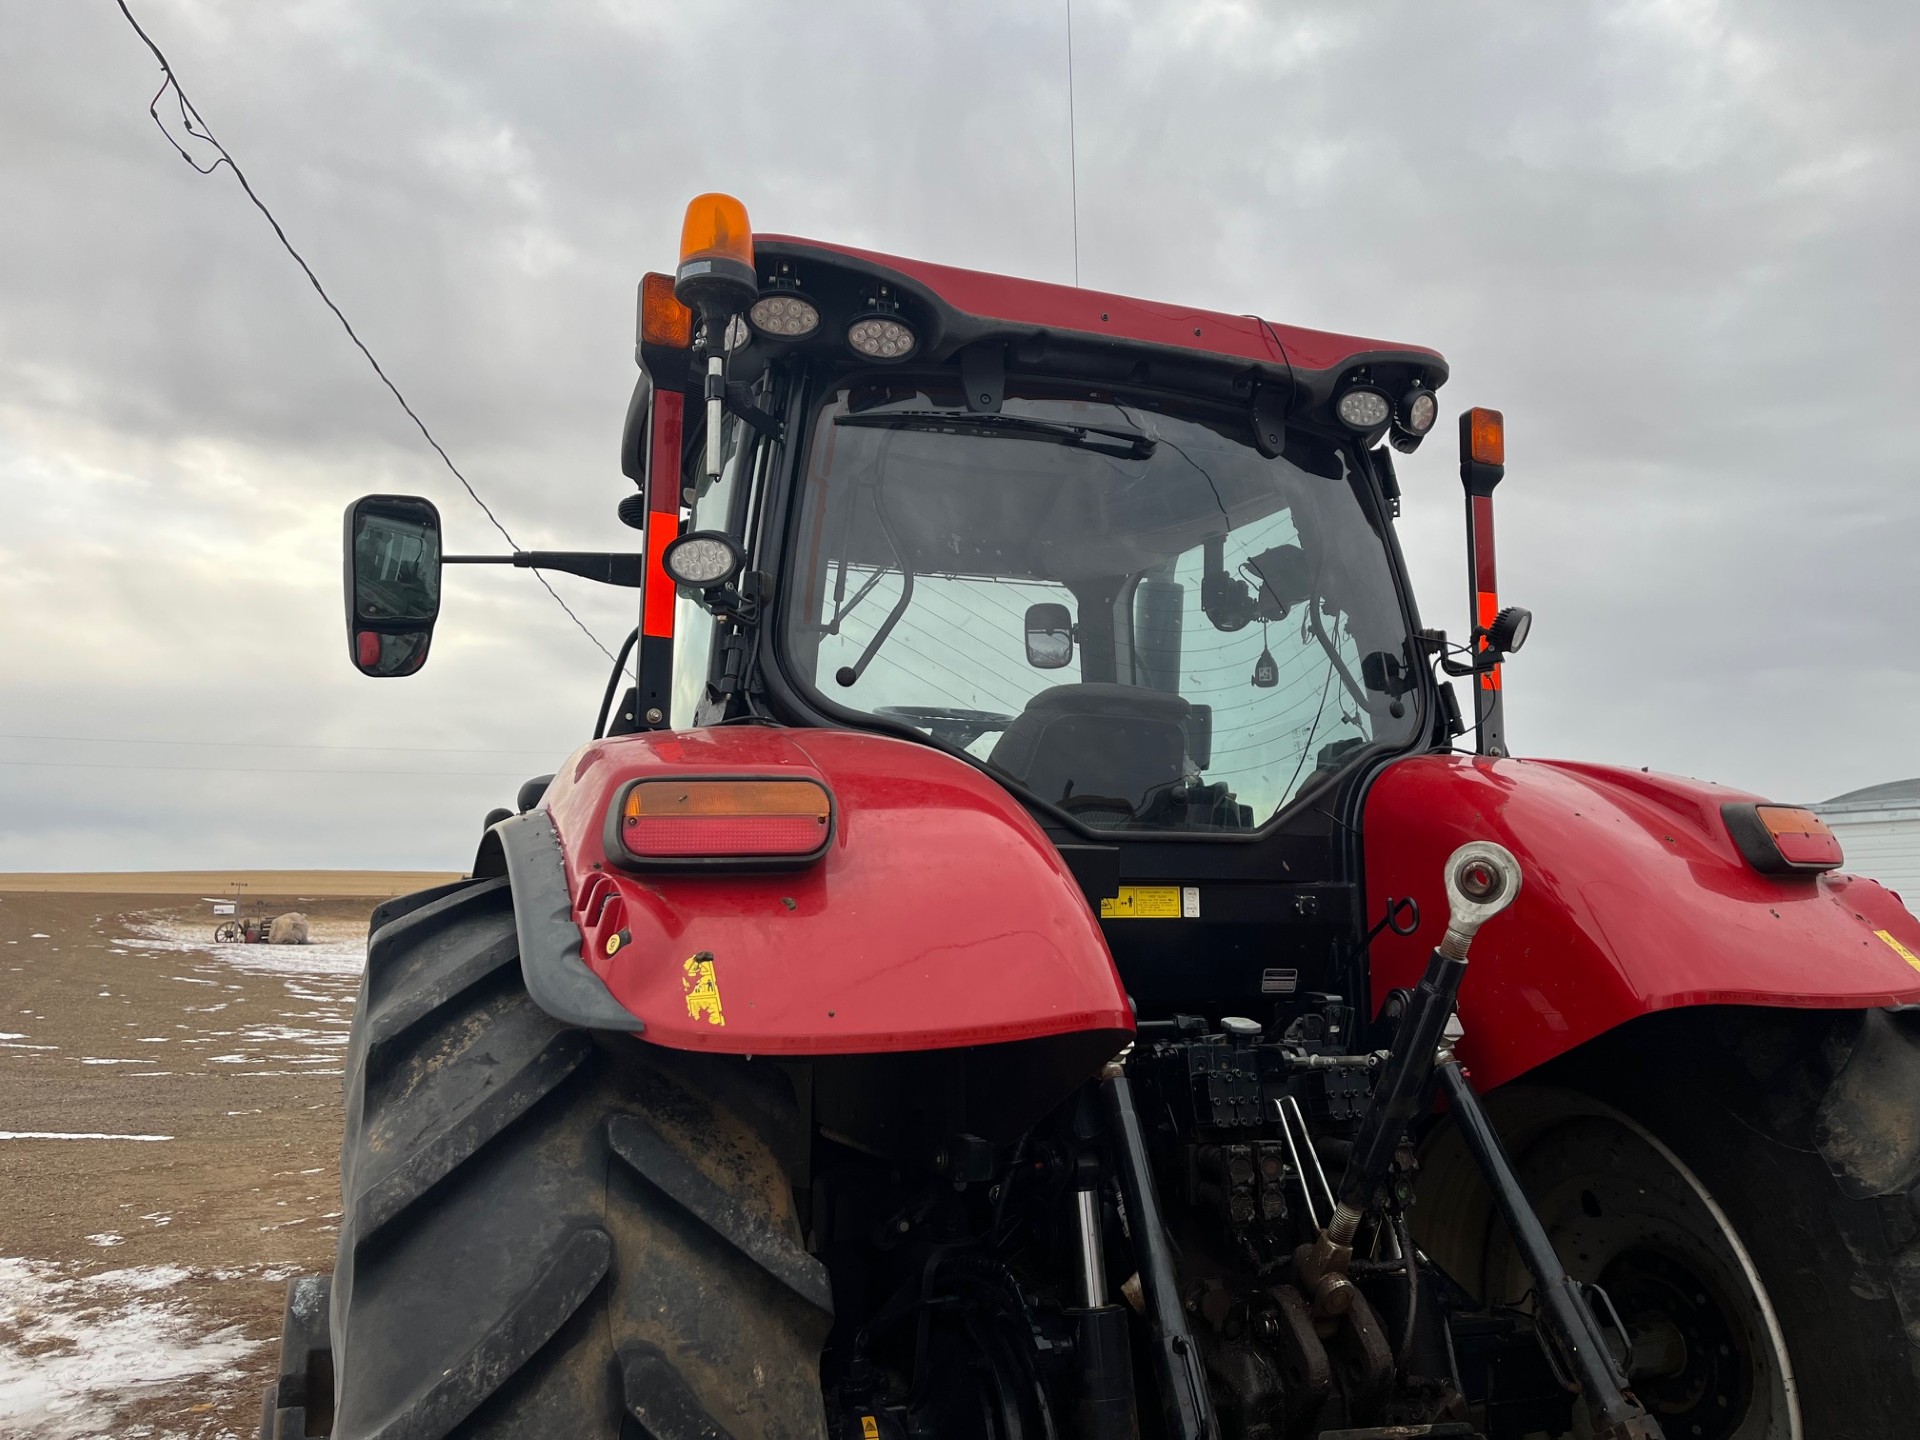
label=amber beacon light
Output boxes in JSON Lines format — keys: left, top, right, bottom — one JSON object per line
{"left": 674, "top": 193, "right": 757, "bottom": 315}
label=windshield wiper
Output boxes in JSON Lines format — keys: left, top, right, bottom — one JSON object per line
{"left": 835, "top": 410, "right": 1157, "bottom": 460}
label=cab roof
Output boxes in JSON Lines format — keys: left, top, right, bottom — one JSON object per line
{"left": 757, "top": 233, "right": 1447, "bottom": 390}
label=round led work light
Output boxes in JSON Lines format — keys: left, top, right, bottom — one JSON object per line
{"left": 1487, "top": 605, "right": 1532, "bottom": 655}
{"left": 748, "top": 292, "right": 821, "bottom": 339}
{"left": 847, "top": 313, "right": 917, "bottom": 361}
{"left": 1398, "top": 388, "right": 1438, "bottom": 436}
{"left": 1335, "top": 386, "right": 1392, "bottom": 431}
{"left": 661, "top": 530, "right": 744, "bottom": 590}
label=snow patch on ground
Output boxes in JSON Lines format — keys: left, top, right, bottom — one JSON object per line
{"left": 122, "top": 916, "right": 367, "bottom": 979}
{"left": 0, "top": 1257, "right": 264, "bottom": 1438}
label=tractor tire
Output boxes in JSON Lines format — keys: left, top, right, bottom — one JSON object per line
{"left": 1417, "top": 1006, "right": 1920, "bottom": 1440}
{"left": 323, "top": 876, "right": 832, "bottom": 1439}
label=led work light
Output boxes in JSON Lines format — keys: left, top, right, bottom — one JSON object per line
{"left": 749, "top": 292, "right": 821, "bottom": 339}
{"left": 1398, "top": 388, "right": 1438, "bottom": 436}
{"left": 1335, "top": 386, "right": 1392, "bottom": 431}
{"left": 661, "top": 530, "right": 744, "bottom": 590}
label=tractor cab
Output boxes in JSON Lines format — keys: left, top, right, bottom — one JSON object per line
{"left": 631, "top": 198, "right": 1489, "bottom": 1019}
{"left": 341, "top": 192, "right": 1523, "bottom": 1023}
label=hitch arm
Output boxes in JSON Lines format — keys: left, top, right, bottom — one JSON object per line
{"left": 1101, "top": 1065, "right": 1218, "bottom": 1440}
{"left": 1436, "top": 1061, "right": 1663, "bottom": 1440}
{"left": 1305, "top": 840, "right": 1664, "bottom": 1438}
{"left": 1308, "top": 842, "right": 1523, "bottom": 1277}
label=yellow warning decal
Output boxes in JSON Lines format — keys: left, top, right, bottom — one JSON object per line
{"left": 861, "top": 1419, "right": 880, "bottom": 1440}
{"left": 1101, "top": 886, "right": 1182, "bottom": 920}
{"left": 683, "top": 951, "right": 725, "bottom": 1025}
{"left": 1876, "top": 930, "right": 1920, "bottom": 976}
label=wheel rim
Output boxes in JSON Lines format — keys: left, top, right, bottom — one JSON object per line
{"left": 1479, "top": 1103, "right": 1800, "bottom": 1440}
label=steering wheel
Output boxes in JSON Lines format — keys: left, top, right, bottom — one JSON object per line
{"left": 875, "top": 706, "right": 1018, "bottom": 750}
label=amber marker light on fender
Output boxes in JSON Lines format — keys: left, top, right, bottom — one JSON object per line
{"left": 608, "top": 778, "right": 834, "bottom": 868}
{"left": 1723, "top": 803, "right": 1844, "bottom": 875}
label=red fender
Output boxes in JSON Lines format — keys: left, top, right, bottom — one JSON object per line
{"left": 1365, "top": 755, "right": 1920, "bottom": 1090}
{"left": 540, "top": 726, "right": 1133, "bottom": 1056}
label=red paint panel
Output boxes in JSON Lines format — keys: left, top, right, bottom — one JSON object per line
{"left": 757, "top": 234, "right": 1444, "bottom": 375}
{"left": 540, "top": 726, "right": 1133, "bottom": 1056}
{"left": 1364, "top": 755, "right": 1920, "bottom": 1090}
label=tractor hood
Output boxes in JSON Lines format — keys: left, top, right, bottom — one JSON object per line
{"left": 1364, "top": 754, "right": 1920, "bottom": 1090}
{"left": 534, "top": 725, "right": 1133, "bottom": 1061}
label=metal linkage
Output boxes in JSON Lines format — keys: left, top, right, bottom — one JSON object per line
{"left": 1437, "top": 1062, "right": 1663, "bottom": 1440}
{"left": 1101, "top": 1065, "right": 1218, "bottom": 1440}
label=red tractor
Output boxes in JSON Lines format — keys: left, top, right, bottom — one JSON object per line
{"left": 269, "top": 193, "right": 1920, "bottom": 1440}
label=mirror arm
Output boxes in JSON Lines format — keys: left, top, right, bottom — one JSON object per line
{"left": 445, "top": 552, "right": 644, "bottom": 588}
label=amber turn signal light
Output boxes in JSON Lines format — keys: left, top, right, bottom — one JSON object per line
{"left": 640, "top": 272, "right": 693, "bottom": 349}
{"left": 1723, "top": 802, "right": 1843, "bottom": 875}
{"left": 1463, "top": 407, "right": 1505, "bottom": 468}
{"left": 611, "top": 778, "right": 833, "bottom": 867}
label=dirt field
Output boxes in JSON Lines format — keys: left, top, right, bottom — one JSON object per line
{"left": 0, "top": 879, "right": 439, "bottom": 1438}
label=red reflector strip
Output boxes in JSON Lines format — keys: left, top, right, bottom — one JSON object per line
{"left": 1774, "top": 830, "right": 1844, "bottom": 867}
{"left": 624, "top": 815, "right": 827, "bottom": 857}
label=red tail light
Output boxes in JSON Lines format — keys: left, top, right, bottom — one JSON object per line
{"left": 609, "top": 778, "right": 833, "bottom": 868}
{"left": 1723, "top": 803, "right": 1843, "bottom": 875}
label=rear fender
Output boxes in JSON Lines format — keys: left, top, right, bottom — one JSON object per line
{"left": 1364, "top": 755, "right": 1920, "bottom": 1090}
{"left": 503, "top": 726, "right": 1132, "bottom": 1061}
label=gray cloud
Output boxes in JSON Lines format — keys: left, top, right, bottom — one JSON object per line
{"left": 3, "top": 0, "right": 1915, "bottom": 870}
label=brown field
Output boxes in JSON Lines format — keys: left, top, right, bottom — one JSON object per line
{"left": 0, "top": 877, "right": 438, "bottom": 1437}
{"left": 0, "top": 870, "right": 459, "bottom": 897}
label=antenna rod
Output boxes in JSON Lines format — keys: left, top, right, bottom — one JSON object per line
{"left": 1065, "top": 0, "right": 1081, "bottom": 287}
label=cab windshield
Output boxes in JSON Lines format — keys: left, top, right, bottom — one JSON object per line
{"left": 781, "top": 379, "right": 1421, "bottom": 832}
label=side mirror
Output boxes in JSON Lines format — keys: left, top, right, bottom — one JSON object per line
{"left": 1024, "top": 602, "right": 1075, "bottom": 669}
{"left": 344, "top": 495, "right": 442, "bottom": 677}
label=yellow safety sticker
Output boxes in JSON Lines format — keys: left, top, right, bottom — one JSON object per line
{"left": 1875, "top": 930, "right": 1920, "bottom": 976}
{"left": 683, "top": 952, "right": 725, "bottom": 1025}
{"left": 861, "top": 1418, "right": 880, "bottom": 1440}
{"left": 1101, "top": 885, "right": 1182, "bottom": 920}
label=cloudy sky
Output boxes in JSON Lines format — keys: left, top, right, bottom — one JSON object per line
{"left": 3, "top": 0, "right": 1914, "bottom": 872}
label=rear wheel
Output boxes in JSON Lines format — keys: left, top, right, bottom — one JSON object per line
{"left": 324, "top": 877, "right": 832, "bottom": 1439}
{"left": 1418, "top": 1009, "right": 1920, "bottom": 1440}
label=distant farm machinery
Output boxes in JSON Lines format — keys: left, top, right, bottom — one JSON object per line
{"left": 212, "top": 912, "right": 310, "bottom": 945}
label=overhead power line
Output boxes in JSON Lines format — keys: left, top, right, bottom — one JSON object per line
{"left": 112, "top": 0, "right": 617, "bottom": 664}
{"left": 0, "top": 758, "right": 530, "bottom": 779}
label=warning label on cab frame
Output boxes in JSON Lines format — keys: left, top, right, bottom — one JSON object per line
{"left": 1100, "top": 886, "right": 1200, "bottom": 920}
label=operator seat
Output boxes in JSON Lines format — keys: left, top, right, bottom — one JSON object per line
{"left": 987, "top": 682, "right": 1193, "bottom": 825}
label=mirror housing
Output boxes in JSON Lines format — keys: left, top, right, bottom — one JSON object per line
{"left": 343, "top": 494, "right": 442, "bottom": 678}
{"left": 1024, "top": 602, "right": 1074, "bottom": 669}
